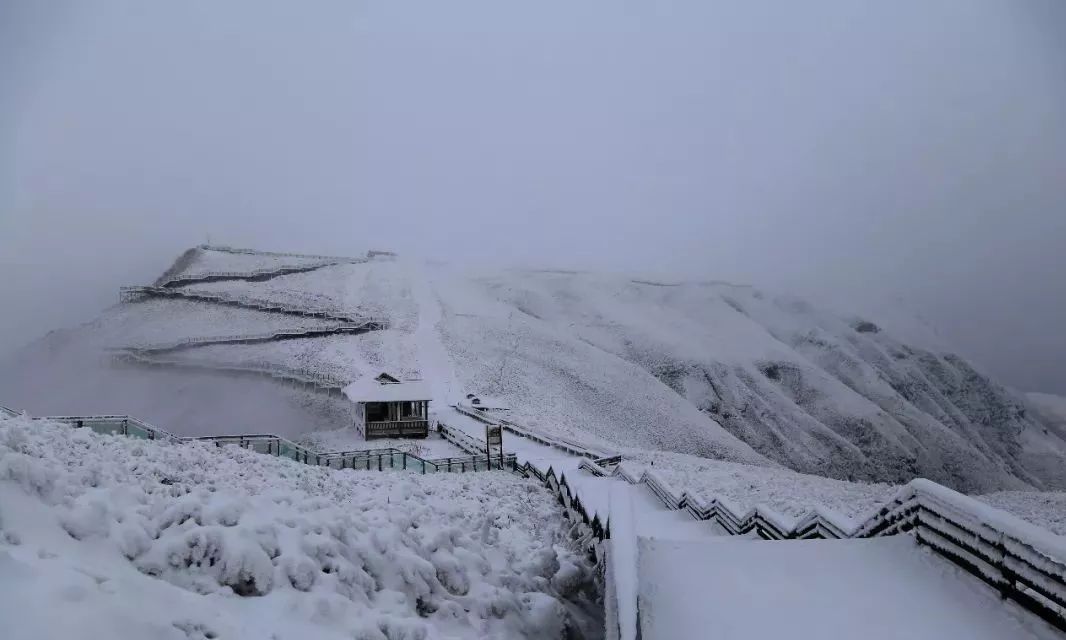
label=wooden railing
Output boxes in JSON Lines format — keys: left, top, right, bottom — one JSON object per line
{"left": 584, "top": 460, "right": 1066, "bottom": 632}
{"left": 111, "top": 351, "right": 351, "bottom": 391}
{"left": 159, "top": 261, "right": 342, "bottom": 288}
{"left": 198, "top": 244, "right": 371, "bottom": 263}
{"left": 438, "top": 422, "right": 489, "bottom": 455}
{"left": 452, "top": 401, "right": 618, "bottom": 461}
{"left": 365, "top": 419, "right": 429, "bottom": 438}
{"left": 118, "top": 286, "right": 371, "bottom": 325}
{"left": 19, "top": 413, "right": 515, "bottom": 475}
{"left": 113, "top": 322, "right": 386, "bottom": 354}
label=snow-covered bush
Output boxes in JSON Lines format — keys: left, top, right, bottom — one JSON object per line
{"left": 0, "top": 415, "right": 599, "bottom": 639}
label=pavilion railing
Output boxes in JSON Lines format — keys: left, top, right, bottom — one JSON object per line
{"left": 365, "top": 420, "right": 430, "bottom": 438}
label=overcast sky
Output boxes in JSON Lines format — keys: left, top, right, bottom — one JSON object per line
{"left": 2, "top": 0, "right": 1065, "bottom": 392}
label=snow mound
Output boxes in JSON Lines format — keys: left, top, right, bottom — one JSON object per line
{"left": 0, "top": 414, "right": 599, "bottom": 639}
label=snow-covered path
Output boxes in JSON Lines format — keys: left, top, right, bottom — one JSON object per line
{"left": 408, "top": 260, "right": 461, "bottom": 409}
{"left": 638, "top": 536, "right": 1062, "bottom": 639}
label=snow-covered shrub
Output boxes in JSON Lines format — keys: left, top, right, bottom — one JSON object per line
{"left": 0, "top": 415, "right": 598, "bottom": 639}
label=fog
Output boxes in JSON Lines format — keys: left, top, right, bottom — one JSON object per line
{"left": 2, "top": 0, "right": 1065, "bottom": 393}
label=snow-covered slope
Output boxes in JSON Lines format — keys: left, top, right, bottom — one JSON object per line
{"left": 0, "top": 414, "right": 599, "bottom": 640}
{"left": 434, "top": 267, "right": 1066, "bottom": 492}
{"left": 2, "top": 248, "right": 1063, "bottom": 493}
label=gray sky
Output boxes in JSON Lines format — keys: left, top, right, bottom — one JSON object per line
{"left": 2, "top": 0, "right": 1065, "bottom": 393}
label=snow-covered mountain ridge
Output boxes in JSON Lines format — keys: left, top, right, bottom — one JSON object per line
{"left": 2, "top": 246, "right": 1063, "bottom": 493}
{"left": 457, "top": 268, "right": 1066, "bottom": 492}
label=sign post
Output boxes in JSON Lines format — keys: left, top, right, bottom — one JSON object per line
{"left": 485, "top": 424, "right": 504, "bottom": 470}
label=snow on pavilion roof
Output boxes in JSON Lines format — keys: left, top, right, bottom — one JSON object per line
{"left": 343, "top": 376, "right": 432, "bottom": 403}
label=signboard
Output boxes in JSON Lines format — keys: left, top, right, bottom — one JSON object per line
{"left": 486, "top": 424, "right": 504, "bottom": 469}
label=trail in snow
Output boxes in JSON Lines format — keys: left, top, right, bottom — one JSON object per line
{"left": 409, "top": 261, "right": 462, "bottom": 409}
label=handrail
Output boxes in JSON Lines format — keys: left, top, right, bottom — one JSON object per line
{"left": 21, "top": 412, "right": 515, "bottom": 475}
{"left": 585, "top": 460, "right": 1066, "bottom": 630}
{"left": 452, "top": 401, "right": 617, "bottom": 461}
{"left": 438, "top": 421, "right": 489, "bottom": 455}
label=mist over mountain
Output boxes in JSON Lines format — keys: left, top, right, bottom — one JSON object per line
{"left": 3, "top": 247, "right": 1064, "bottom": 494}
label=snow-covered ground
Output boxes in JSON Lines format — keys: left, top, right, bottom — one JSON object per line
{"left": 0, "top": 414, "right": 600, "bottom": 640}
{"left": 94, "top": 298, "right": 344, "bottom": 348}
{"left": 156, "top": 332, "right": 418, "bottom": 386}
{"left": 300, "top": 428, "right": 467, "bottom": 459}
{"left": 4, "top": 249, "right": 1066, "bottom": 496}
{"left": 179, "top": 260, "right": 417, "bottom": 330}
{"left": 638, "top": 536, "right": 1061, "bottom": 639}
{"left": 1028, "top": 392, "right": 1066, "bottom": 426}
{"left": 431, "top": 266, "right": 1066, "bottom": 492}
{"left": 619, "top": 450, "right": 895, "bottom": 519}
{"left": 978, "top": 490, "right": 1066, "bottom": 536}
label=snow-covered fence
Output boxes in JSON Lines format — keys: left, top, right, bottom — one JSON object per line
{"left": 588, "top": 461, "right": 1066, "bottom": 630}
{"left": 113, "top": 323, "right": 384, "bottom": 354}
{"left": 29, "top": 414, "right": 517, "bottom": 475}
{"left": 437, "top": 421, "right": 489, "bottom": 455}
{"left": 40, "top": 414, "right": 183, "bottom": 442}
{"left": 198, "top": 244, "right": 370, "bottom": 263}
{"left": 452, "top": 402, "right": 618, "bottom": 462}
{"left": 158, "top": 261, "right": 342, "bottom": 289}
{"left": 515, "top": 461, "right": 609, "bottom": 569}
{"left": 851, "top": 479, "right": 1066, "bottom": 627}
{"left": 118, "top": 286, "right": 380, "bottom": 326}
{"left": 111, "top": 351, "right": 351, "bottom": 391}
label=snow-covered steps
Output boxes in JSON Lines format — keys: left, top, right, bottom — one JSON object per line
{"left": 637, "top": 536, "right": 1062, "bottom": 640}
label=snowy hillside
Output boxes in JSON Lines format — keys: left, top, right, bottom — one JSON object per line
{"left": 433, "top": 268, "right": 1066, "bottom": 492}
{"left": 2, "top": 246, "right": 1064, "bottom": 493}
{"left": 0, "top": 414, "right": 599, "bottom": 640}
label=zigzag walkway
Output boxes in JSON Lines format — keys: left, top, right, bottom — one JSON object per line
{"left": 434, "top": 405, "right": 1066, "bottom": 636}
{"left": 112, "top": 350, "right": 350, "bottom": 391}
{"left": 119, "top": 285, "right": 372, "bottom": 325}
{"left": 115, "top": 323, "right": 385, "bottom": 355}
{"left": 158, "top": 261, "right": 344, "bottom": 288}
{"left": 599, "top": 464, "right": 1066, "bottom": 639}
